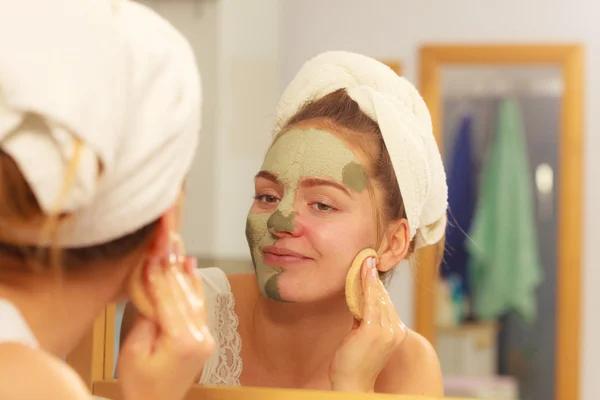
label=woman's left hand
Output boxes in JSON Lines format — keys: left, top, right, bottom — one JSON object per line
{"left": 329, "top": 256, "right": 408, "bottom": 392}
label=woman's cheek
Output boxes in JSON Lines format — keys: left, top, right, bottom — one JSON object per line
{"left": 315, "top": 223, "right": 362, "bottom": 263}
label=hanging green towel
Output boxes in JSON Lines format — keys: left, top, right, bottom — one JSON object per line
{"left": 467, "top": 98, "right": 543, "bottom": 324}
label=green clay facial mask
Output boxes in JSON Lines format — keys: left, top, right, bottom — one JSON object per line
{"left": 245, "top": 128, "right": 368, "bottom": 301}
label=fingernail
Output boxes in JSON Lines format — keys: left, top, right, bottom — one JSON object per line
{"left": 185, "top": 257, "right": 198, "bottom": 276}
{"left": 169, "top": 241, "right": 181, "bottom": 265}
{"left": 146, "top": 260, "right": 158, "bottom": 283}
{"left": 369, "top": 257, "right": 376, "bottom": 269}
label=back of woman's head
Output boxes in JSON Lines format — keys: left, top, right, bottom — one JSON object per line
{"left": 0, "top": 0, "right": 201, "bottom": 270}
{"left": 0, "top": 149, "right": 160, "bottom": 268}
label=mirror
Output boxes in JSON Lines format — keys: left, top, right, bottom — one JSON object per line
{"left": 59, "top": 3, "right": 581, "bottom": 399}
{"left": 97, "top": 0, "right": 419, "bottom": 393}
{"left": 418, "top": 45, "right": 583, "bottom": 400}
{"left": 440, "top": 65, "right": 560, "bottom": 400}
{"left": 92, "top": 383, "right": 463, "bottom": 400}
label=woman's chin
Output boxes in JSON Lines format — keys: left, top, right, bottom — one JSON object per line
{"left": 274, "top": 281, "right": 344, "bottom": 305}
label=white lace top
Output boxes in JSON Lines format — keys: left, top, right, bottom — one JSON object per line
{"left": 196, "top": 267, "right": 243, "bottom": 386}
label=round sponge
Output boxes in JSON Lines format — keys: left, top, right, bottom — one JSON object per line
{"left": 345, "top": 247, "right": 378, "bottom": 320}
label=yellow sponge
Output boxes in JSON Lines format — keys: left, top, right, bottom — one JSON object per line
{"left": 345, "top": 248, "right": 378, "bottom": 320}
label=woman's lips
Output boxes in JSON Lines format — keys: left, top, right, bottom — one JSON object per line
{"left": 261, "top": 246, "right": 311, "bottom": 266}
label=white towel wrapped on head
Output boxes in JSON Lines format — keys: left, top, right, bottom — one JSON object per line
{"left": 0, "top": 0, "right": 201, "bottom": 247}
{"left": 274, "top": 51, "right": 447, "bottom": 248}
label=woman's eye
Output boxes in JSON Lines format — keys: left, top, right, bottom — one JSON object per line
{"left": 255, "top": 194, "right": 279, "bottom": 204}
{"left": 311, "top": 202, "right": 333, "bottom": 212}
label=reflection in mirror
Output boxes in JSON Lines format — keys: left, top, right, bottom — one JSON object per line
{"left": 437, "top": 66, "right": 561, "bottom": 400}
{"left": 107, "top": 2, "right": 435, "bottom": 393}
{"left": 535, "top": 163, "right": 555, "bottom": 221}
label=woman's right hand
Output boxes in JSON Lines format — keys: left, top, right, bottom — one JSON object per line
{"left": 118, "top": 256, "right": 215, "bottom": 400}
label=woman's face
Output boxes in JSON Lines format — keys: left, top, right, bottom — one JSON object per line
{"left": 246, "top": 126, "right": 378, "bottom": 303}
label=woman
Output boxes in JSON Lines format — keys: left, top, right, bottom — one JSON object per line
{"left": 0, "top": 1, "right": 214, "bottom": 399}
{"left": 123, "top": 51, "right": 448, "bottom": 395}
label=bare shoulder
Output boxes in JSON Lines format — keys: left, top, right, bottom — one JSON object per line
{"left": 375, "top": 329, "right": 444, "bottom": 396}
{"left": 0, "top": 343, "right": 90, "bottom": 400}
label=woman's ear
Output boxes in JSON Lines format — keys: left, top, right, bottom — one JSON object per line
{"left": 147, "top": 188, "right": 185, "bottom": 258}
{"left": 127, "top": 197, "right": 184, "bottom": 321}
{"left": 377, "top": 219, "right": 410, "bottom": 272}
{"left": 146, "top": 200, "right": 181, "bottom": 259}
{"left": 172, "top": 188, "right": 185, "bottom": 231}
{"left": 146, "top": 215, "right": 169, "bottom": 259}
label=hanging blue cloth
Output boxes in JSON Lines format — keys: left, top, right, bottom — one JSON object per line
{"left": 442, "top": 115, "right": 477, "bottom": 300}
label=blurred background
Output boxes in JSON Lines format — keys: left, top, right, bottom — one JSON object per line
{"left": 114, "top": 1, "right": 598, "bottom": 399}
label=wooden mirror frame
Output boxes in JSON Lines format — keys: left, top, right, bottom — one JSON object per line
{"left": 66, "top": 306, "right": 116, "bottom": 389}
{"left": 415, "top": 44, "right": 584, "bottom": 400}
{"left": 380, "top": 60, "right": 403, "bottom": 75}
{"left": 92, "top": 382, "right": 471, "bottom": 400}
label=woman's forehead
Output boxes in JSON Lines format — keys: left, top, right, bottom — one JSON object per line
{"left": 261, "top": 128, "right": 367, "bottom": 191}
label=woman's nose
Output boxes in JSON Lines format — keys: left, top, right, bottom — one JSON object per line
{"left": 267, "top": 209, "right": 300, "bottom": 237}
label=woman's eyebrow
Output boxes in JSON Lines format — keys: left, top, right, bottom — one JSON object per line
{"left": 255, "top": 170, "right": 279, "bottom": 183}
{"left": 300, "top": 177, "right": 350, "bottom": 196}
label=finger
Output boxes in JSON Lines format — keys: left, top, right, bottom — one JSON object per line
{"left": 379, "top": 291, "right": 398, "bottom": 343}
{"left": 379, "top": 293, "right": 392, "bottom": 328}
{"left": 174, "top": 257, "right": 209, "bottom": 331}
{"left": 146, "top": 257, "right": 191, "bottom": 337}
{"left": 121, "top": 317, "right": 157, "bottom": 356}
{"left": 389, "top": 305, "right": 408, "bottom": 344}
{"left": 168, "top": 239, "right": 205, "bottom": 317}
{"left": 375, "top": 282, "right": 407, "bottom": 344}
{"left": 371, "top": 274, "right": 401, "bottom": 334}
{"left": 166, "top": 264, "right": 198, "bottom": 319}
{"left": 149, "top": 260, "right": 213, "bottom": 364}
{"left": 182, "top": 257, "right": 207, "bottom": 314}
{"left": 360, "top": 256, "right": 370, "bottom": 288}
{"left": 164, "top": 266, "right": 211, "bottom": 345}
{"left": 167, "top": 255, "right": 201, "bottom": 311}
{"left": 375, "top": 278, "right": 400, "bottom": 321}
{"left": 164, "top": 251, "right": 212, "bottom": 336}
{"left": 375, "top": 273, "right": 391, "bottom": 302}
{"left": 362, "top": 257, "right": 382, "bottom": 326}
